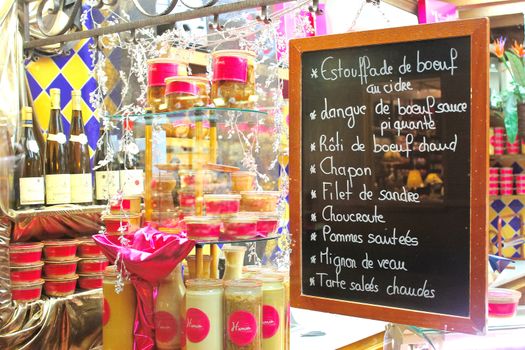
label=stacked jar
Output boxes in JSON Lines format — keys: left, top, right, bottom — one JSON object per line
{"left": 77, "top": 237, "right": 108, "bottom": 290}
{"left": 489, "top": 167, "right": 499, "bottom": 196}
{"left": 490, "top": 127, "right": 522, "bottom": 155}
{"left": 500, "top": 167, "right": 514, "bottom": 195}
{"left": 9, "top": 242, "right": 45, "bottom": 302}
{"left": 42, "top": 239, "right": 79, "bottom": 297}
{"left": 103, "top": 195, "right": 142, "bottom": 235}
{"left": 516, "top": 174, "right": 525, "bottom": 194}
{"left": 147, "top": 58, "right": 188, "bottom": 112}
{"left": 492, "top": 127, "right": 505, "bottom": 155}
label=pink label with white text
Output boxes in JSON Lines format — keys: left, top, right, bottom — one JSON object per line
{"left": 227, "top": 310, "right": 257, "bottom": 346}
{"left": 262, "top": 305, "right": 280, "bottom": 339}
{"left": 186, "top": 308, "right": 210, "bottom": 343}
{"left": 155, "top": 311, "right": 178, "bottom": 343}
{"left": 213, "top": 56, "right": 248, "bottom": 82}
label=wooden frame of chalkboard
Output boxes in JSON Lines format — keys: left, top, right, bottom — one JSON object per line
{"left": 289, "top": 18, "right": 488, "bottom": 334}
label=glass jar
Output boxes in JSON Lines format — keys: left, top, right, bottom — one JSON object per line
{"left": 222, "top": 245, "right": 247, "bottom": 280}
{"left": 155, "top": 264, "right": 186, "bottom": 350}
{"left": 179, "top": 190, "right": 196, "bottom": 211}
{"left": 103, "top": 265, "right": 136, "bottom": 350}
{"left": 268, "top": 269, "right": 290, "bottom": 350}
{"left": 185, "top": 279, "right": 224, "bottom": 350}
{"left": 204, "top": 194, "right": 241, "bottom": 216}
{"left": 240, "top": 191, "right": 280, "bottom": 212}
{"left": 184, "top": 216, "right": 221, "bottom": 241}
{"left": 224, "top": 279, "right": 263, "bottom": 350}
{"left": 254, "top": 212, "right": 279, "bottom": 237}
{"left": 211, "top": 50, "right": 257, "bottom": 108}
{"left": 259, "top": 275, "right": 285, "bottom": 350}
{"left": 186, "top": 254, "right": 211, "bottom": 279}
{"left": 231, "top": 171, "right": 256, "bottom": 193}
{"left": 223, "top": 215, "right": 258, "bottom": 239}
{"left": 147, "top": 58, "right": 188, "bottom": 112}
{"left": 165, "top": 76, "right": 210, "bottom": 111}
{"left": 241, "top": 265, "right": 273, "bottom": 279}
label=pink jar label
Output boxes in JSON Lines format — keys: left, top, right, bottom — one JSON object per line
{"left": 228, "top": 310, "right": 257, "bottom": 346}
{"left": 262, "top": 305, "right": 280, "bottom": 339}
{"left": 155, "top": 311, "right": 179, "bottom": 343}
{"left": 166, "top": 81, "right": 199, "bottom": 96}
{"left": 148, "top": 62, "right": 184, "bottom": 86}
{"left": 103, "top": 298, "right": 110, "bottom": 326}
{"left": 186, "top": 308, "right": 210, "bottom": 343}
{"left": 213, "top": 56, "right": 248, "bottom": 83}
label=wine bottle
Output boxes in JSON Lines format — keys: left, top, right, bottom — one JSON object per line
{"left": 45, "top": 88, "right": 71, "bottom": 205}
{"left": 17, "top": 107, "right": 45, "bottom": 208}
{"left": 69, "top": 90, "right": 93, "bottom": 204}
{"left": 94, "top": 121, "right": 120, "bottom": 204}
{"left": 119, "top": 120, "right": 144, "bottom": 197}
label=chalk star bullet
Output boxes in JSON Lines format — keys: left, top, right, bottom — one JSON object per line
{"left": 310, "top": 142, "right": 316, "bottom": 152}
{"left": 310, "top": 232, "right": 317, "bottom": 241}
{"left": 309, "top": 277, "right": 315, "bottom": 286}
{"left": 310, "top": 68, "right": 318, "bottom": 79}
{"left": 310, "top": 190, "right": 316, "bottom": 199}
{"left": 310, "top": 213, "right": 317, "bottom": 222}
{"left": 310, "top": 255, "right": 316, "bottom": 264}
{"left": 309, "top": 110, "right": 316, "bottom": 120}
{"left": 310, "top": 164, "right": 316, "bottom": 174}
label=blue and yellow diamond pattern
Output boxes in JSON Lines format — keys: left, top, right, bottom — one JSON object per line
{"left": 25, "top": 6, "right": 100, "bottom": 155}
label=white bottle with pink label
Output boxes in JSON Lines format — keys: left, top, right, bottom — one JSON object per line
{"left": 185, "top": 279, "right": 224, "bottom": 350}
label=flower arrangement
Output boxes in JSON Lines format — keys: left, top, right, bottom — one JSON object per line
{"left": 492, "top": 37, "right": 525, "bottom": 142}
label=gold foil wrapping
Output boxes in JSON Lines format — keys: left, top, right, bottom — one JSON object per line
{"left": 0, "top": 290, "right": 103, "bottom": 349}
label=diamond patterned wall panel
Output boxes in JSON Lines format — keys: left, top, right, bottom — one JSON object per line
{"left": 489, "top": 196, "right": 524, "bottom": 259}
{"left": 25, "top": 6, "right": 99, "bottom": 156}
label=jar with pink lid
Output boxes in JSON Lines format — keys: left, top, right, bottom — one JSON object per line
{"left": 165, "top": 76, "right": 210, "bottom": 111}
{"left": 147, "top": 58, "right": 188, "bottom": 112}
{"left": 211, "top": 50, "right": 257, "bottom": 109}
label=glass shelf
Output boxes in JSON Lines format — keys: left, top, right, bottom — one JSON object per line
{"left": 195, "top": 234, "right": 280, "bottom": 247}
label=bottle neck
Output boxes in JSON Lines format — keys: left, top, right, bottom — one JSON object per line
{"left": 22, "top": 119, "right": 33, "bottom": 128}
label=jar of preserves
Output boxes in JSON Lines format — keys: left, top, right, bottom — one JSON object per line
{"left": 231, "top": 171, "right": 256, "bottom": 193}
{"left": 224, "top": 279, "right": 263, "bottom": 350}
{"left": 223, "top": 215, "right": 258, "bottom": 239}
{"left": 185, "top": 279, "right": 224, "bottom": 350}
{"left": 147, "top": 58, "right": 188, "bottom": 112}
{"left": 259, "top": 275, "right": 285, "bottom": 350}
{"left": 204, "top": 194, "right": 241, "bottom": 216}
{"left": 103, "top": 265, "right": 136, "bottom": 350}
{"left": 240, "top": 191, "right": 279, "bottom": 212}
{"left": 211, "top": 50, "right": 257, "bottom": 109}
{"left": 165, "top": 76, "right": 210, "bottom": 111}
{"left": 184, "top": 216, "right": 221, "bottom": 241}
{"left": 155, "top": 263, "right": 185, "bottom": 350}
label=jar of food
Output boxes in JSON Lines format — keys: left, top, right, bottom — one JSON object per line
{"left": 179, "top": 170, "right": 215, "bottom": 191}
{"left": 155, "top": 264, "right": 185, "bottom": 350}
{"left": 240, "top": 191, "right": 279, "bottom": 212}
{"left": 185, "top": 279, "right": 224, "bottom": 350}
{"left": 265, "top": 269, "right": 290, "bottom": 350}
{"left": 11, "top": 279, "right": 44, "bottom": 302}
{"left": 10, "top": 262, "right": 44, "bottom": 284}
{"left": 165, "top": 76, "right": 210, "bottom": 111}
{"left": 42, "top": 240, "right": 78, "bottom": 261}
{"left": 184, "top": 216, "right": 221, "bottom": 241}
{"left": 103, "top": 214, "right": 141, "bottom": 235}
{"left": 151, "top": 192, "right": 176, "bottom": 211}
{"left": 78, "top": 273, "right": 103, "bottom": 290}
{"left": 231, "top": 171, "right": 256, "bottom": 193}
{"left": 179, "top": 190, "right": 196, "bottom": 210}
{"left": 109, "top": 195, "right": 142, "bottom": 214}
{"left": 211, "top": 50, "right": 257, "bottom": 108}
{"left": 43, "top": 275, "right": 78, "bottom": 297}
{"left": 241, "top": 265, "right": 273, "bottom": 279}
{"left": 223, "top": 215, "right": 258, "bottom": 239}
{"left": 204, "top": 194, "right": 241, "bottom": 216}
{"left": 255, "top": 212, "right": 279, "bottom": 237}
{"left": 9, "top": 242, "right": 43, "bottom": 266}
{"left": 77, "top": 238, "right": 103, "bottom": 258}
{"left": 259, "top": 275, "right": 285, "bottom": 350}
{"left": 147, "top": 58, "right": 188, "bottom": 112}
{"left": 225, "top": 279, "right": 262, "bottom": 350}
{"left": 43, "top": 258, "right": 79, "bottom": 278}
{"left": 150, "top": 173, "right": 177, "bottom": 193}
{"left": 103, "top": 265, "right": 136, "bottom": 350}
{"left": 222, "top": 246, "right": 247, "bottom": 281}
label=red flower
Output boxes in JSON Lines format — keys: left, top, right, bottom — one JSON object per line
{"left": 511, "top": 41, "right": 525, "bottom": 58}
{"left": 493, "top": 37, "right": 506, "bottom": 58}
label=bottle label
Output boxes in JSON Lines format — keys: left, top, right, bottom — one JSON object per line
{"left": 28, "top": 140, "right": 40, "bottom": 153}
{"left": 47, "top": 133, "right": 67, "bottom": 144}
{"left": 213, "top": 56, "right": 248, "bottom": 82}
{"left": 262, "top": 305, "right": 280, "bottom": 339}
{"left": 19, "top": 177, "right": 45, "bottom": 205}
{"left": 70, "top": 133, "right": 88, "bottom": 145}
{"left": 227, "top": 310, "right": 257, "bottom": 346}
{"left": 45, "top": 174, "right": 71, "bottom": 204}
{"left": 119, "top": 169, "right": 144, "bottom": 196}
{"left": 186, "top": 308, "right": 210, "bottom": 343}
{"left": 95, "top": 170, "right": 120, "bottom": 201}
{"left": 154, "top": 311, "right": 178, "bottom": 344}
{"left": 103, "top": 298, "right": 110, "bottom": 326}
{"left": 71, "top": 173, "right": 93, "bottom": 203}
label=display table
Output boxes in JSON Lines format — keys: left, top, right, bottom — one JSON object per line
{"left": 290, "top": 307, "right": 386, "bottom": 350}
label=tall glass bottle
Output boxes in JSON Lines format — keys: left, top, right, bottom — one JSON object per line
{"left": 94, "top": 121, "right": 120, "bottom": 204}
{"left": 119, "top": 120, "right": 144, "bottom": 197}
{"left": 69, "top": 90, "right": 93, "bottom": 204}
{"left": 17, "top": 107, "right": 45, "bottom": 208}
{"left": 45, "top": 88, "right": 71, "bottom": 205}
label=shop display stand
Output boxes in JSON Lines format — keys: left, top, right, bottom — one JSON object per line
{"left": 115, "top": 107, "right": 278, "bottom": 279}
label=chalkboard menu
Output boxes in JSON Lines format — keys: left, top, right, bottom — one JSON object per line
{"left": 289, "top": 19, "right": 488, "bottom": 334}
